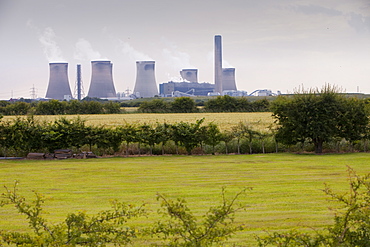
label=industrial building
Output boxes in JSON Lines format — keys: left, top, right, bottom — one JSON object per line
{"left": 87, "top": 60, "right": 116, "bottom": 98}
{"left": 159, "top": 81, "right": 215, "bottom": 97}
{"left": 45, "top": 62, "right": 73, "bottom": 100}
{"left": 133, "top": 61, "right": 158, "bottom": 98}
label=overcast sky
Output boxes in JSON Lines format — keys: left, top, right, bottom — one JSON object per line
{"left": 0, "top": 0, "right": 369, "bottom": 99}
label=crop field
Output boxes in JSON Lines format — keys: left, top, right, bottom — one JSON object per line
{"left": 0, "top": 153, "right": 369, "bottom": 246}
{"left": 2, "top": 112, "right": 274, "bottom": 131}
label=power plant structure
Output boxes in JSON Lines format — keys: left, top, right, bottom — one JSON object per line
{"left": 45, "top": 62, "right": 72, "bottom": 100}
{"left": 222, "top": 68, "right": 237, "bottom": 91}
{"left": 214, "top": 35, "right": 223, "bottom": 94}
{"left": 180, "top": 69, "right": 198, "bottom": 83}
{"left": 74, "top": 64, "right": 85, "bottom": 100}
{"left": 133, "top": 61, "right": 158, "bottom": 98}
{"left": 87, "top": 60, "right": 116, "bottom": 98}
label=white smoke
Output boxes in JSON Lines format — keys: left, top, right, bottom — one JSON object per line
{"left": 74, "top": 38, "right": 104, "bottom": 61}
{"left": 118, "top": 40, "right": 153, "bottom": 61}
{"left": 161, "top": 38, "right": 194, "bottom": 70}
{"left": 38, "top": 27, "right": 65, "bottom": 62}
{"left": 207, "top": 50, "right": 234, "bottom": 68}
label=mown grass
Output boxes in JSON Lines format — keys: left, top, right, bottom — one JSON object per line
{"left": 0, "top": 153, "right": 369, "bottom": 246}
{"left": 2, "top": 112, "right": 274, "bottom": 131}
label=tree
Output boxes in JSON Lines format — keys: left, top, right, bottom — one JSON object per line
{"left": 0, "top": 182, "right": 146, "bottom": 246}
{"left": 170, "top": 97, "right": 198, "bottom": 113}
{"left": 256, "top": 167, "right": 370, "bottom": 246}
{"left": 138, "top": 99, "right": 170, "bottom": 113}
{"left": 151, "top": 187, "right": 249, "bottom": 247}
{"left": 272, "top": 85, "right": 369, "bottom": 153}
{"left": 171, "top": 119, "right": 205, "bottom": 155}
{"left": 220, "top": 130, "right": 235, "bottom": 154}
{"left": 203, "top": 122, "right": 222, "bottom": 155}
{"left": 118, "top": 123, "right": 138, "bottom": 157}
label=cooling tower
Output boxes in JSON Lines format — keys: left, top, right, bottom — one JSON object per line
{"left": 180, "top": 69, "right": 198, "bottom": 83}
{"left": 133, "top": 61, "right": 158, "bottom": 98}
{"left": 222, "top": 68, "right": 237, "bottom": 91}
{"left": 45, "top": 62, "right": 72, "bottom": 100}
{"left": 87, "top": 60, "right": 116, "bottom": 98}
{"left": 214, "top": 35, "right": 223, "bottom": 94}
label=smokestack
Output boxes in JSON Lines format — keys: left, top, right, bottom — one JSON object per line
{"left": 88, "top": 60, "right": 116, "bottom": 98}
{"left": 222, "top": 68, "right": 237, "bottom": 91}
{"left": 76, "top": 64, "right": 82, "bottom": 100}
{"left": 180, "top": 69, "right": 198, "bottom": 83}
{"left": 214, "top": 35, "right": 223, "bottom": 94}
{"left": 133, "top": 61, "right": 158, "bottom": 98}
{"left": 45, "top": 62, "right": 72, "bottom": 100}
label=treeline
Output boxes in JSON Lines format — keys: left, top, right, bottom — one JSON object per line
{"left": 0, "top": 100, "right": 121, "bottom": 115}
{"left": 0, "top": 96, "right": 271, "bottom": 115}
{"left": 0, "top": 116, "right": 272, "bottom": 157}
{"left": 138, "top": 95, "right": 271, "bottom": 113}
{"left": 1, "top": 115, "right": 369, "bottom": 158}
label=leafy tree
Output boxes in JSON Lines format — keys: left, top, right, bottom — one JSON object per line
{"left": 103, "top": 101, "right": 122, "bottom": 114}
{"left": 154, "top": 123, "right": 172, "bottom": 155}
{"left": 170, "top": 97, "right": 198, "bottom": 113}
{"left": 3, "top": 101, "right": 31, "bottom": 115}
{"left": 138, "top": 99, "right": 170, "bottom": 113}
{"left": 220, "top": 130, "right": 235, "bottom": 154}
{"left": 0, "top": 182, "right": 146, "bottom": 246}
{"left": 256, "top": 167, "right": 370, "bottom": 247}
{"left": 118, "top": 123, "right": 138, "bottom": 157}
{"left": 171, "top": 118, "right": 205, "bottom": 155}
{"left": 204, "top": 95, "right": 238, "bottom": 112}
{"left": 203, "top": 122, "right": 222, "bottom": 155}
{"left": 139, "top": 124, "right": 160, "bottom": 155}
{"left": 272, "top": 85, "right": 369, "bottom": 153}
{"left": 35, "top": 100, "right": 67, "bottom": 115}
{"left": 151, "top": 187, "right": 249, "bottom": 247}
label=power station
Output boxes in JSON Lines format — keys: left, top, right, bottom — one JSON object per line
{"left": 214, "top": 35, "right": 223, "bottom": 94}
{"left": 41, "top": 34, "right": 278, "bottom": 101}
{"left": 222, "top": 68, "right": 237, "bottom": 91}
{"left": 133, "top": 61, "right": 158, "bottom": 98}
{"left": 87, "top": 60, "right": 116, "bottom": 98}
{"left": 180, "top": 69, "right": 198, "bottom": 83}
{"left": 45, "top": 62, "right": 72, "bottom": 100}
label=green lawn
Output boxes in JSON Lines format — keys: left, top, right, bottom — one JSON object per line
{"left": 0, "top": 153, "right": 369, "bottom": 246}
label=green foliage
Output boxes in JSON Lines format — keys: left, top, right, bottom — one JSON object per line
{"left": 204, "top": 95, "right": 270, "bottom": 112}
{"left": 151, "top": 187, "right": 249, "bottom": 247}
{"left": 272, "top": 85, "right": 369, "bottom": 153}
{"left": 256, "top": 167, "right": 370, "bottom": 247}
{"left": 171, "top": 118, "right": 205, "bottom": 154}
{"left": 170, "top": 97, "right": 198, "bottom": 113}
{"left": 138, "top": 99, "right": 171, "bottom": 113}
{"left": 0, "top": 181, "right": 146, "bottom": 246}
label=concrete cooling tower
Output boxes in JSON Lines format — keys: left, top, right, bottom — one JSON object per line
{"left": 45, "top": 62, "right": 72, "bottom": 100}
{"left": 133, "top": 61, "right": 158, "bottom": 98}
{"left": 180, "top": 69, "right": 198, "bottom": 83}
{"left": 222, "top": 68, "right": 237, "bottom": 91}
{"left": 87, "top": 60, "right": 116, "bottom": 98}
{"left": 214, "top": 35, "right": 223, "bottom": 94}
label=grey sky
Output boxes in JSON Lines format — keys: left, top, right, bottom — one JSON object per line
{"left": 0, "top": 0, "right": 369, "bottom": 99}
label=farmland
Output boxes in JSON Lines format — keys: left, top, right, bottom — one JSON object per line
{"left": 1, "top": 112, "right": 274, "bottom": 131}
{"left": 0, "top": 153, "right": 369, "bottom": 246}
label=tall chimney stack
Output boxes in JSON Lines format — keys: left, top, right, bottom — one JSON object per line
{"left": 45, "top": 62, "right": 72, "bottom": 100}
{"left": 133, "top": 61, "right": 158, "bottom": 98}
{"left": 214, "top": 35, "right": 223, "bottom": 94}
{"left": 88, "top": 60, "right": 116, "bottom": 98}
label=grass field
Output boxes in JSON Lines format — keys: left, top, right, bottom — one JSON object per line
{"left": 2, "top": 112, "right": 274, "bottom": 131}
{"left": 0, "top": 153, "right": 369, "bottom": 246}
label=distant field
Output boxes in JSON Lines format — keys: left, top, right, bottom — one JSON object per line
{"left": 2, "top": 112, "right": 274, "bottom": 130}
{"left": 0, "top": 153, "right": 369, "bottom": 246}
